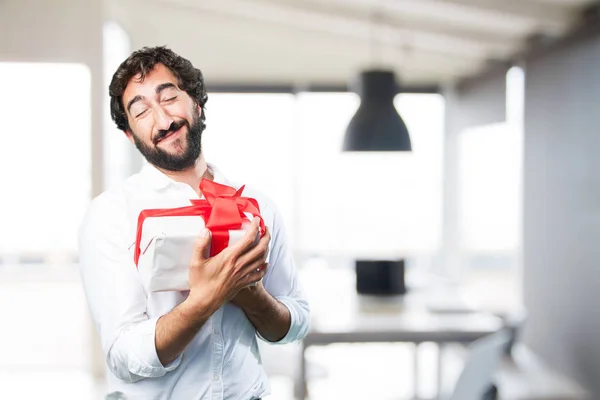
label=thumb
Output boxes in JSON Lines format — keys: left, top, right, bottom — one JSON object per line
{"left": 191, "top": 228, "right": 212, "bottom": 261}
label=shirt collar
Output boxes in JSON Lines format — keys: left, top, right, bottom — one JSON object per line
{"left": 138, "top": 161, "right": 228, "bottom": 191}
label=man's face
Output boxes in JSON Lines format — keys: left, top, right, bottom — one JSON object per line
{"left": 122, "top": 63, "right": 205, "bottom": 171}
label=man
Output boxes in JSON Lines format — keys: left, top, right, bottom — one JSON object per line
{"left": 78, "top": 46, "right": 310, "bottom": 400}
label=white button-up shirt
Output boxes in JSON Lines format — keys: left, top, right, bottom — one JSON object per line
{"left": 78, "top": 163, "right": 310, "bottom": 400}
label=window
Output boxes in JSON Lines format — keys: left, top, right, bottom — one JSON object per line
{"left": 202, "top": 93, "right": 296, "bottom": 238}
{"left": 458, "top": 67, "right": 524, "bottom": 257}
{"left": 458, "top": 122, "right": 522, "bottom": 253}
{"left": 203, "top": 92, "right": 445, "bottom": 258}
{"left": 0, "top": 62, "right": 91, "bottom": 261}
{"left": 456, "top": 66, "right": 525, "bottom": 312}
{"left": 295, "top": 92, "right": 444, "bottom": 258}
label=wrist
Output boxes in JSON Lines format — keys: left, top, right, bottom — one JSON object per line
{"left": 183, "top": 290, "right": 221, "bottom": 322}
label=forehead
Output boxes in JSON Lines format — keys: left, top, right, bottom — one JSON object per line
{"left": 122, "top": 63, "right": 179, "bottom": 102}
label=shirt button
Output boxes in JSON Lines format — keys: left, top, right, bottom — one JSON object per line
{"left": 214, "top": 330, "right": 219, "bottom": 335}
{"left": 213, "top": 374, "right": 219, "bottom": 381}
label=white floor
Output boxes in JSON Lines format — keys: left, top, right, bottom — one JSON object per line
{"left": 0, "top": 346, "right": 455, "bottom": 400}
{"left": 0, "top": 264, "right": 510, "bottom": 400}
{"left": 0, "top": 368, "right": 106, "bottom": 400}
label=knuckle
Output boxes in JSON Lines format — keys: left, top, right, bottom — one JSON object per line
{"left": 233, "top": 260, "right": 244, "bottom": 273}
{"left": 260, "top": 249, "right": 268, "bottom": 260}
{"left": 223, "top": 251, "right": 235, "bottom": 264}
{"left": 227, "top": 258, "right": 237, "bottom": 270}
{"left": 260, "top": 243, "right": 269, "bottom": 254}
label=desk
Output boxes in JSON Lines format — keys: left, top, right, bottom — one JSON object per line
{"left": 297, "top": 266, "right": 504, "bottom": 399}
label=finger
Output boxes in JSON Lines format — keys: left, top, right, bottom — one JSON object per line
{"left": 228, "top": 218, "right": 261, "bottom": 256}
{"left": 263, "top": 227, "right": 270, "bottom": 260}
{"left": 236, "top": 227, "right": 271, "bottom": 267}
{"left": 240, "top": 259, "right": 269, "bottom": 281}
{"left": 257, "top": 261, "right": 268, "bottom": 274}
{"left": 240, "top": 225, "right": 270, "bottom": 255}
{"left": 190, "top": 228, "right": 212, "bottom": 264}
{"left": 241, "top": 263, "right": 268, "bottom": 286}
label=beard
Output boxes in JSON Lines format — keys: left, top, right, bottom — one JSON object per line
{"left": 132, "top": 110, "right": 205, "bottom": 172}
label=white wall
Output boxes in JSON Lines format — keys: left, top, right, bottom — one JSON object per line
{"left": 523, "top": 32, "right": 600, "bottom": 396}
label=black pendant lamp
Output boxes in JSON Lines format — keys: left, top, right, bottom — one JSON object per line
{"left": 343, "top": 69, "right": 412, "bottom": 151}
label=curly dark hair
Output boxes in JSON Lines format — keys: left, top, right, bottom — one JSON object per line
{"left": 109, "top": 46, "right": 208, "bottom": 131}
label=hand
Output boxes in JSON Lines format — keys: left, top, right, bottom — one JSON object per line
{"left": 230, "top": 267, "right": 269, "bottom": 309}
{"left": 187, "top": 218, "right": 271, "bottom": 308}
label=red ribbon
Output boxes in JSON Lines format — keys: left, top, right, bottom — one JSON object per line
{"left": 133, "top": 178, "right": 264, "bottom": 267}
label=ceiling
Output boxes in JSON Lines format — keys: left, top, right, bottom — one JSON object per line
{"left": 109, "top": 0, "right": 596, "bottom": 89}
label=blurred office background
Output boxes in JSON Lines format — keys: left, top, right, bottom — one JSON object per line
{"left": 1, "top": 0, "right": 599, "bottom": 399}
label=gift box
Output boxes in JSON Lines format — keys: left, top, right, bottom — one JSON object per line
{"left": 134, "top": 179, "right": 265, "bottom": 292}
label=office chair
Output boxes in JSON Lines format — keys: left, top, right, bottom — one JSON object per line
{"left": 448, "top": 329, "right": 511, "bottom": 400}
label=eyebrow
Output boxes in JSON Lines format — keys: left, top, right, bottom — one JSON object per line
{"left": 126, "top": 82, "right": 179, "bottom": 115}
{"left": 155, "top": 82, "right": 177, "bottom": 95}
{"left": 126, "top": 95, "right": 144, "bottom": 115}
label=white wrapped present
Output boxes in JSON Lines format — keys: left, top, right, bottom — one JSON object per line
{"left": 134, "top": 179, "right": 264, "bottom": 292}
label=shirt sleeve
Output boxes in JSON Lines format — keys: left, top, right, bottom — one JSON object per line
{"left": 78, "top": 192, "right": 182, "bottom": 383}
{"left": 260, "top": 203, "right": 310, "bottom": 345}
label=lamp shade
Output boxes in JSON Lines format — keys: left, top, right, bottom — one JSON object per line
{"left": 343, "top": 70, "right": 412, "bottom": 151}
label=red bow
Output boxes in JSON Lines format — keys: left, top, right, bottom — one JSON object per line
{"left": 133, "top": 179, "right": 264, "bottom": 267}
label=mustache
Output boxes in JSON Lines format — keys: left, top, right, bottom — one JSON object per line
{"left": 153, "top": 120, "right": 188, "bottom": 145}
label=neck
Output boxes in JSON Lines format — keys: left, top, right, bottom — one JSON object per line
{"left": 156, "top": 154, "right": 213, "bottom": 195}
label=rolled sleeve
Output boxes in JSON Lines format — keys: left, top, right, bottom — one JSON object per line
{"left": 109, "top": 317, "right": 183, "bottom": 382}
{"left": 79, "top": 192, "right": 182, "bottom": 383}
{"left": 272, "top": 296, "right": 310, "bottom": 344}
{"left": 260, "top": 202, "right": 310, "bottom": 344}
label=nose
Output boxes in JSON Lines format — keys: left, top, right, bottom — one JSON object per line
{"left": 154, "top": 105, "right": 173, "bottom": 131}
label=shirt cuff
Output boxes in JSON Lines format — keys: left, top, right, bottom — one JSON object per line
{"left": 114, "top": 317, "right": 183, "bottom": 379}
{"left": 261, "top": 296, "right": 309, "bottom": 345}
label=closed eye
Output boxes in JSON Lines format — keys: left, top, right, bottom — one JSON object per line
{"left": 135, "top": 109, "right": 147, "bottom": 118}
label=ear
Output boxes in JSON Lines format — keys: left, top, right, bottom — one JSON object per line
{"left": 123, "top": 129, "right": 135, "bottom": 145}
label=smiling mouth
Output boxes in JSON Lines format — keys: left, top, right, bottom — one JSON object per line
{"left": 155, "top": 126, "right": 183, "bottom": 144}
